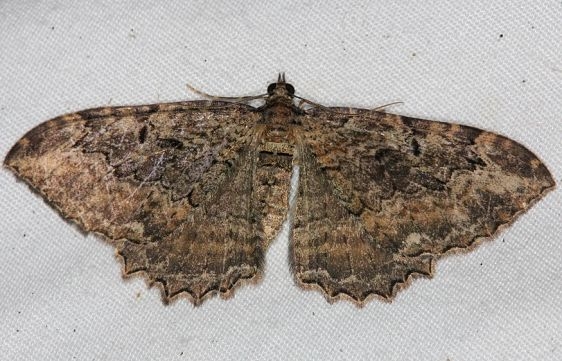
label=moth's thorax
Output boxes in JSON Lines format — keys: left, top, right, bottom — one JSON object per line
{"left": 262, "top": 103, "right": 295, "bottom": 124}
{"left": 258, "top": 100, "right": 298, "bottom": 155}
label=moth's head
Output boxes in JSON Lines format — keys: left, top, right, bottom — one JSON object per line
{"left": 267, "top": 73, "right": 295, "bottom": 98}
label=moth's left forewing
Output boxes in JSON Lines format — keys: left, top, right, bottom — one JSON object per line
{"left": 4, "top": 101, "right": 274, "bottom": 305}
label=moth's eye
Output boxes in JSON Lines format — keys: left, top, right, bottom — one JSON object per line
{"left": 286, "top": 83, "right": 295, "bottom": 95}
{"left": 267, "top": 83, "right": 276, "bottom": 94}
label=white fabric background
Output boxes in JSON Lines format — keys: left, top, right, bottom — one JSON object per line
{"left": 1, "top": 1, "right": 561, "bottom": 360}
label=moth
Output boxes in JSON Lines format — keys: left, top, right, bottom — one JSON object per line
{"left": 5, "top": 74, "right": 555, "bottom": 306}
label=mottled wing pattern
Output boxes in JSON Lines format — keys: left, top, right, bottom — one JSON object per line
{"left": 5, "top": 101, "right": 288, "bottom": 304}
{"left": 291, "top": 108, "right": 555, "bottom": 304}
{"left": 5, "top": 76, "right": 555, "bottom": 307}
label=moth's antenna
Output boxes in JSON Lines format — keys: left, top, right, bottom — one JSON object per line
{"left": 372, "top": 101, "right": 404, "bottom": 111}
{"left": 186, "top": 83, "right": 267, "bottom": 102}
{"left": 293, "top": 94, "right": 403, "bottom": 115}
{"left": 292, "top": 94, "right": 331, "bottom": 110}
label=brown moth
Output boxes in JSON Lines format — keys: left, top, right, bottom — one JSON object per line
{"left": 4, "top": 74, "right": 555, "bottom": 306}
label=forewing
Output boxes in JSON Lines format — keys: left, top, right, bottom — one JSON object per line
{"left": 291, "top": 108, "right": 555, "bottom": 304}
{"left": 5, "top": 101, "right": 269, "bottom": 305}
